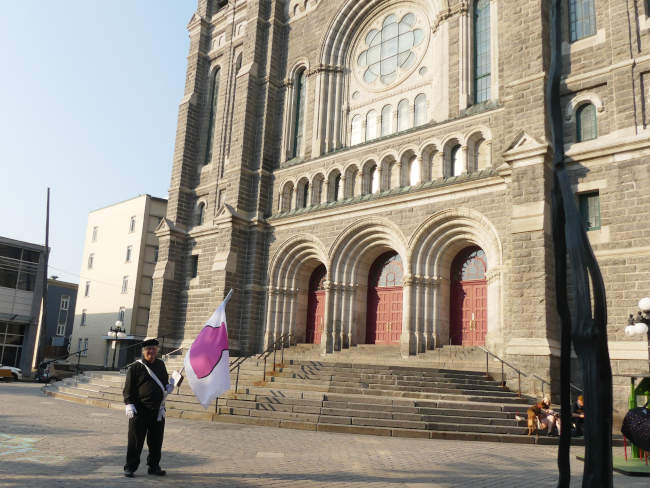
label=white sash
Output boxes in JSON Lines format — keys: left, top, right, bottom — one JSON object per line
{"left": 137, "top": 360, "right": 167, "bottom": 421}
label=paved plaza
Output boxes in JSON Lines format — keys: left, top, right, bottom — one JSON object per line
{"left": 0, "top": 383, "right": 646, "bottom": 487}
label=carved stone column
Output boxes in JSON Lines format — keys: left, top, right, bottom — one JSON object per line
{"left": 345, "top": 284, "right": 357, "bottom": 348}
{"left": 332, "top": 283, "right": 342, "bottom": 351}
{"left": 320, "top": 280, "right": 334, "bottom": 354}
{"left": 458, "top": 2, "right": 471, "bottom": 111}
{"left": 414, "top": 276, "right": 425, "bottom": 353}
{"left": 401, "top": 275, "right": 417, "bottom": 357}
{"left": 264, "top": 288, "right": 278, "bottom": 348}
{"left": 287, "top": 288, "right": 299, "bottom": 340}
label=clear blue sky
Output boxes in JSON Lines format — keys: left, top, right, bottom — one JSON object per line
{"left": 0, "top": 1, "right": 196, "bottom": 284}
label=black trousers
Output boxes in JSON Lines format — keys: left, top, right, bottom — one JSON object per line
{"left": 125, "top": 407, "right": 165, "bottom": 471}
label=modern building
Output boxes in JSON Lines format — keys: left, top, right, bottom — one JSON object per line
{"left": 69, "top": 195, "right": 167, "bottom": 368}
{"left": 0, "top": 236, "right": 46, "bottom": 375}
{"left": 42, "top": 278, "right": 78, "bottom": 358}
{"left": 146, "top": 0, "right": 650, "bottom": 419}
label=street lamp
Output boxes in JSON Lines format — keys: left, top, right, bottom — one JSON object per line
{"left": 625, "top": 297, "right": 650, "bottom": 372}
{"left": 107, "top": 320, "right": 126, "bottom": 370}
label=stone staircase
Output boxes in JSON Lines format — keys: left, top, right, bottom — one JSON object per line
{"left": 42, "top": 344, "right": 594, "bottom": 445}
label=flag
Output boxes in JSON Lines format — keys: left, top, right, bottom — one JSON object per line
{"left": 184, "top": 290, "right": 233, "bottom": 408}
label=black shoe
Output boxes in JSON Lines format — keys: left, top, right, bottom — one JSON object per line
{"left": 148, "top": 466, "right": 166, "bottom": 476}
{"left": 124, "top": 470, "right": 135, "bottom": 478}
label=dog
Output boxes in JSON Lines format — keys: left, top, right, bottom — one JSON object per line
{"left": 515, "top": 404, "right": 541, "bottom": 435}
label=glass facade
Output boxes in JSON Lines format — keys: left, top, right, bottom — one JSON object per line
{"left": 0, "top": 243, "right": 40, "bottom": 292}
{"left": 0, "top": 322, "right": 26, "bottom": 368}
{"left": 473, "top": 0, "right": 491, "bottom": 103}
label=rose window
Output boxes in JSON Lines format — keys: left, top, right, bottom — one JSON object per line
{"left": 357, "top": 13, "right": 425, "bottom": 86}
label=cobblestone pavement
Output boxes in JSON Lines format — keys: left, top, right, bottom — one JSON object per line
{"left": 0, "top": 383, "right": 645, "bottom": 487}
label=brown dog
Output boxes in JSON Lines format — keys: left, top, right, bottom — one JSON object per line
{"left": 516, "top": 403, "right": 541, "bottom": 435}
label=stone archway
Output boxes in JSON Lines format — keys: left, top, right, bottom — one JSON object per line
{"left": 409, "top": 208, "right": 503, "bottom": 352}
{"left": 366, "top": 252, "right": 404, "bottom": 344}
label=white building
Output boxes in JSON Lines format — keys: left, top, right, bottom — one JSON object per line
{"left": 70, "top": 195, "right": 167, "bottom": 367}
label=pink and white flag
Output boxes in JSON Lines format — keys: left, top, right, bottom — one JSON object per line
{"left": 184, "top": 290, "right": 232, "bottom": 408}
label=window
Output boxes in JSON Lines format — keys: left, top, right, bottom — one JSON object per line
{"left": 333, "top": 174, "right": 341, "bottom": 202}
{"left": 217, "top": 189, "right": 225, "bottom": 209}
{"left": 365, "top": 110, "right": 378, "bottom": 141}
{"left": 88, "top": 253, "right": 94, "bottom": 269}
{"left": 121, "top": 276, "right": 128, "bottom": 294}
{"left": 578, "top": 191, "right": 601, "bottom": 231}
{"left": 92, "top": 226, "right": 98, "bottom": 242}
{"left": 414, "top": 94, "right": 427, "bottom": 126}
{"left": 397, "top": 99, "right": 410, "bottom": 132}
{"left": 153, "top": 246, "right": 159, "bottom": 263}
{"left": 57, "top": 295, "right": 70, "bottom": 336}
{"left": 301, "top": 182, "right": 309, "bottom": 209}
{"left": 569, "top": 0, "right": 596, "bottom": 42}
{"left": 84, "top": 281, "right": 90, "bottom": 297}
{"left": 381, "top": 105, "right": 393, "bottom": 136}
{"left": 197, "top": 202, "right": 206, "bottom": 226}
{"left": 81, "top": 309, "right": 87, "bottom": 326}
{"left": 206, "top": 67, "right": 221, "bottom": 164}
{"left": 118, "top": 307, "right": 125, "bottom": 323}
{"left": 191, "top": 255, "right": 199, "bottom": 278}
{"left": 450, "top": 145, "right": 463, "bottom": 177}
{"left": 576, "top": 103, "right": 597, "bottom": 142}
{"left": 409, "top": 157, "right": 421, "bottom": 186}
{"left": 357, "top": 13, "right": 425, "bottom": 86}
{"left": 129, "top": 216, "right": 136, "bottom": 233}
{"left": 82, "top": 338, "right": 88, "bottom": 357}
{"left": 125, "top": 246, "right": 133, "bottom": 263}
{"left": 291, "top": 69, "right": 306, "bottom": 158}
{"left": 473, "top": 0, "right": 491, "bottom": 103}
{"left": 371, "top": 165, "right": 380, "bottom": 194}
{"left": 351, "top": 115, "right": 363, "bottom": 145}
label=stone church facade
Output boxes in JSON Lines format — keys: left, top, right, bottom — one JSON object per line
{"left": 148, "top": 0, "right": 650, "bottom": 411}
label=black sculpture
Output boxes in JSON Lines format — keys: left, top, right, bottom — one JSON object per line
{"left": 547, "top": 0, "right": 613, "bottom": 486}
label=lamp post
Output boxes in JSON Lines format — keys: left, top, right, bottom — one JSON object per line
{"left": 107, "top": 321, "right": 126, "bottom": 370}
{"left": 626, "top": 297, "right": 650, "bottom": 372}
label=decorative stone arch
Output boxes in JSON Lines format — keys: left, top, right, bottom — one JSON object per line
{"left": 265, "top": 234, "right": 329, "bottom": 346}
{"left": 564, "top": 92, "right": 604, "bottom": 122}
{"left": 343, "top": 162, "right": 360, "bottom": 199}
{"left": 408, "top": 207, "right": 504, "bottom": 351}
{"left": 464, "top": 127, "right": 492, "bottom": 172}
{"left": 282, "top": 61, "right": 311, "bottom": 161}
{"left": 398, "top": 146, "right": 420, "bottom": 187}
{"left": 441, "top": 135, "right": 464, "bottom": 177}
{"left": 361, "top": 158, "right": 379, "bottom": 195}
{"left": 314, "top": 0, "right": 448, "bottom": 155}
{"left": 279, "top": 180, "right": 295, "bottom": 212}
{"left": 324, "top": 217, "right": 410, "bottom": 352}
{"left": 310, "top": 172, "right": 325, "bottom": 205}
{"left": 295, "top": 176, "right": 310, "bottom": 209}
{"left": 379, "top": 153, "right": 397, "bottom": 191}
{"left": 326, "top": 167, "right": 343, "bottom": 202}
{"left": 420, "top": 141, "right": 441, "bottom": 180}
{"left": 195, "top": 197, "right": 209, "bottom": 226}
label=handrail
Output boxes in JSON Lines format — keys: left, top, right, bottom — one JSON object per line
{"left": 230, "top": 333, "right": 293, "bottom": 393}
{"left": 162, "top": 346, "right": 184, "bottom": 362}
{"left": 39, "top": 348, "right": 88, "bottom": 377}
{"left": 117, "top": 336, "right": 171, "bottom": 372}
{"left": 477, "top": 345, "right": 528, "bottom": 397}
{"left": 531, "top": 373, "right": 583, "bottom": 398}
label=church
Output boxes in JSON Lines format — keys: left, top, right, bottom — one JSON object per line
{"left": 147, "top": 0, "right": 650, "bottom": 412}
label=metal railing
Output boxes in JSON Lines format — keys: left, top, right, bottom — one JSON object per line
{"left": 231, "top": 334, "right": 293, "bottom": 393}
{"left": 477, "top": 345, "right": 528, "bottom": 397}
{"left": 117, "top": 336, "right": 170, "bottom": 373}
{"left": 532, "top": 373, "right": 583, "bottom": 400}
{"left": 38, "top": 347, "right": 89, "bottom": 378}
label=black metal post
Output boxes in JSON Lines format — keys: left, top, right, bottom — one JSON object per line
{"left": 263, "top": 356, "right": 267, "bottom": 382}
{"left": 235, "top": 364, "right": 240, "bottom": 393}
{"left": 485, "top": 352, "right": 489, "bottom": 377}
{"left": 501, "top": 361, "right": 505, "bottom": 388}
{"left": 111, "top": 338, "right": 117, "bottom": 370}
{"left": 517, "top": 372, "right": 521, "bottom": 398}
{"left": 281, "top": 336, "right": 285, "bottom": 365}
{"left": 273, "top": 346, "right": 277, "bottom": 372}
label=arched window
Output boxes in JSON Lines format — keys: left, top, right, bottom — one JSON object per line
{"left": 569, "top": 0, "right": 596, "bottom": 42}
{"left": 414, "top": 94, "right": 427, "bottom": 126}
{"left": 576, "top": 103, "right": 597, "bottom": 142}
{"left": 450, "top": 145, "right": 463, "bottom": 177}
{"left": 409, "top": 157, "right": 421, "bottom": 186}
{"left": 301, "top": 181, "right": 309, "bottom": 208}
{"left": 366, "top": 110, "right": 378, "bottom": 141}
{"left": 473, "top": 0, "right": 491, "bottom": 104}
{"left": 197, "top": 202, "right": 206, "bottom": 225}
{"left": 381, "top": 105, "right": 393, "bottom": 136}
{"left": 205, "top": 67, "right": 221, "bottom": 164}
{"left": 351, "top": 115, "right": 363, "bottom": 145}
{"left": 397, "top": 99, "right": 410, "bottom": 132}
{"left": 371, "top": 165, "right": 380, "bottom": 193}
{"left": 291, "top": 69, "right": 306, "bottom": 158}
{"left": 333, "top": 173, "right": 341, "bottom": 201}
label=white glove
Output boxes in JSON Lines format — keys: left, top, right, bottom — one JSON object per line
{"left": 125, "top": 404, "right": 137, "bottom": 419}
{"left": 166, "top": 383, "right": 174, "bottom": 394}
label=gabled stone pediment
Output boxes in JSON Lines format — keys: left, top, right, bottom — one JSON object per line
{"left": 155, "top": 218, "right": 185, "bottom": 237}
{"left": 502, "top": 131, "right": 550, "bottom": 166}
{"left": 187, "top": 12, "right": 205, "bottom": 31}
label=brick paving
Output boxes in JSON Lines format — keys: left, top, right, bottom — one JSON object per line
{"left": 0, "top": 383, "right": 646, "bottom": 487}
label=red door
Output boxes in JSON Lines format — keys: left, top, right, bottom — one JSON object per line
{"left": 450, "top": 247, "right": 487, "bottom": 346}
{"left": 306, "top": 265, "right": 326, "bottom": 344}
{"left": 366, "top": 252, "right": 403, "bottom": 345}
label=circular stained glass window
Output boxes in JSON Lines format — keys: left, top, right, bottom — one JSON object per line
{"left": 357, "top": 13, "right": 425, "bottom": 86}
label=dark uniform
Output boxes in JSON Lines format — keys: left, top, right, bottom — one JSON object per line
{"left": 123, "top": 358, "right": 169, "bottom": 473}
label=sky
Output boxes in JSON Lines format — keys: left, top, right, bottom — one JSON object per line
{"left": 0, "top": 1, "right": 197, "bottom": 284}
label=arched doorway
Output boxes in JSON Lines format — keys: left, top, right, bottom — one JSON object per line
{"left": 450, "top": 247, "right": 487, "bottom": 346}
{"left": 366, "top": 252, "right": 403, "bottom": 344}
{"left": 306, "top": 264, "right": 327, "bottom": 344}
